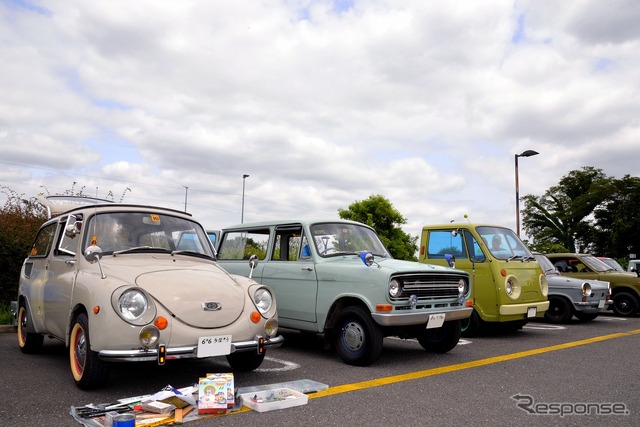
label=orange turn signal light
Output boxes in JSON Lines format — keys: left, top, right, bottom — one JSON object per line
{"left": 93, "top": 306, "right": 100, "bottom": 314}
{"left": 465, "top": 300, "right": 473, "bottom": 307}
{"left": 250, "top": 311, "right": 261, "bottom": 323}
{"left": 375, "top": 304, "right": 393, "bottom": 312}
{"left": 155, "top": 317, "right": 168, "bottom": 330}
{"left": 500, "top": 269, "right": 507, "bottom": 277}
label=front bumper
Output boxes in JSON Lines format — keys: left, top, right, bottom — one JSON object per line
{"left": 98, "top": 335, "right": 284, "bottom": 362}
{"left": 574, "top": 299, "right": 612, "bottom": 312}
{"left": 371, "top": 307, "right": 472, "bottom": 327}
{"left": 499, "top": 300, "right": 550, "bottom": 316}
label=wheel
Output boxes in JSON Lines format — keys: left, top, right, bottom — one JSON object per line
{"left": 333, "top": 306, "right": 383, "bottom": 366}
{"left": 612, "top": 292, "right": 639, "bottom": 317}
{"left": 17, "top": 304, "right": 43, "bottom": 354}
{"left": 544, "top": 297, "right": 573, "bottom": 323}
{"left": 69, "top": 313, "right": 110, "bottom": 390}
{"left": 226, "top": 351, "right": 266, "bottom": 371}
{"left": 574, "top": 312, "right": 599, "bottom": 322}
{"left": 416, "top": 320, "right": 461, "bottom": 353}
{"left": 461, "top": 309, "right": 481, "bottom": 337}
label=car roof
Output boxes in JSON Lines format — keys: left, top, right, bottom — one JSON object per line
{"left": 421, "top": 223, "right": 515, "bottom": 230}
{"left": 36, "top": 194, "right": 192, "bottom": 219}
{"left": 221, "top": 218, "right": 370, "bottom": 230}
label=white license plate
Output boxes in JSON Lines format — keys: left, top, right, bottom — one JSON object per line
{"left": 426, "top": 313, "right": 446, "bottom": 329}
{"left": 196, "top": 335, "right": 232, "bottom": 358}
{"left": 598, "top": 300, "right": 605, "bottom": 309}
{"left": 527, "top": 307, "right": 537, "bottom": 318}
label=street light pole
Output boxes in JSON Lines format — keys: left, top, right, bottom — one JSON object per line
{"left": 183, "top": 186, "right": 188, "bottom": 212}
{"left": 241, "top": 174, "right": 249, "bottom": 223}
{"left": 515, "top": 150, "right": 539, "bottom": 237}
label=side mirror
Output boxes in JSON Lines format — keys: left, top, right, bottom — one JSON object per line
{"left": 359, "top": 251, "right": 374, "bottom": 267}
{"left": 444, "top": 253, "right": 456, "bottom": 268}
{"left": 84, "top": 245, "right": 103, "bottom": 263}
{"left": 248, "top": 254, "right": 258, "bottom": 279}
{"left": 65, "top": 221, "right": 82, "bottom": 238}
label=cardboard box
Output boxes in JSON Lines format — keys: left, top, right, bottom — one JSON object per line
{"left": 240, "top": 388, "right": 308, "bottom": 412}
{"left": 197, "top": 373, "right": 234, "bottom": 415}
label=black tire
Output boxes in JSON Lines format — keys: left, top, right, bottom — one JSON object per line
{"left": 69, "top": 313, "right": 110, "bottom": 390}
{"left": 574, "top": 312, "right": 599, "bottom": 322}
{"left": 416, "top": 320, "right": 461, "bottom": 354}
{"left": 611, "top": 292, "right": 639, "bottom": 317}
{"left": 544, "top": 297, "right": 573, "bottom": 323}
{"left": 333, "top": 306, "right": 383, "bottom": 366}
{"left": 461, "top": 309, "right": 481, "bottom": 337}
{"left": 17, "top": 304, "right": 43, "bottom": 354}
{"left": 226, "top": 351, "right": 266, "bottom": 371}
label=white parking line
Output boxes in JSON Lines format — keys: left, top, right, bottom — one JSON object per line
{"left": 255, "top": 356, "right": 301, "bottom": 372}
{"left": 523, "top": 324, "right": 566, "bottom": 330}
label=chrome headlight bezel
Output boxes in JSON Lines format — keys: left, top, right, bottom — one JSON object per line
{"left": 389, "top": 279, "right": 402, "bottom": 298}
{"left": 581, "top": 282, "right": 592, "bottom": 297}
{"left": 253, "top": 287, "right": 273, "bottom": 314}
{"left": 111, "top": 287, "right": 156, "bottom": 325}
{"left": 458, "top": 278, "right": 469, "bottom": 296}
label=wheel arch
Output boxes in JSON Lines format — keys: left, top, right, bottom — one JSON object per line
{"left": 66, "top": 304, "right": 88, "bottom": 347}
{"left": 323, "top": 296, "right": 371, "bottom": 332}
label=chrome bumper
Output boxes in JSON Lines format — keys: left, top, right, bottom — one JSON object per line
{"left": 98, "top": 335, "right": 284, "bottom": 362}
{"left": 371, "top": 307, "right": 472, "bottom": 327}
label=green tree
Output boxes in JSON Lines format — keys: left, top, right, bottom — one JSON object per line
{"left": 0, "top": 187, "right": 47, "bottom": 305}
{"left": 338, "top": 194, "right": 418, "bottom": 261}
{"left": 521, "top": 167, "right": 613, "bottom": 253}
{"left": 591, "top": 174, "right": 640, "bottom": 259}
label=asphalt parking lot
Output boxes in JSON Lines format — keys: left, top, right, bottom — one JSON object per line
{"left": 1, "top": 313, "right": 638, "bottom": 426}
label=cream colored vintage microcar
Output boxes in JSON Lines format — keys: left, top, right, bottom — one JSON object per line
{"left": 17, "top": 195, "right": 282, "bottom": 389}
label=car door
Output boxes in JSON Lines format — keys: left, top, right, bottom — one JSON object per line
{"left": 260, "top": 225, "right": 318, "bottom": 323}
{"left": 43, "top": 215, "right": 81, "bottom": 339}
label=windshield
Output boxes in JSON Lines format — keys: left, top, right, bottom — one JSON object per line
{"left": 310, "top": 222, "right": 390, "bottom": 258}
{"left": 582, "top": 255, "right": 614, "bottom": 272}
{"left": 533, "top": 254, "right": 558, "bottom": 275}
{"left": 599, "top": 258, "right": 624, "bottom": 272}
{"left": 477, "top": 226, "right": 533, "bottom": 260}
{"left": 83, "top": 211, "right": 214, "bottom": 257}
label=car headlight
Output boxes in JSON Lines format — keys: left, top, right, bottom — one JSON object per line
{"left": 539, "top": 274, "right": 549, "bottom": 297}
{"left": 389, "top": 279, "right": 402, "bottom": 298}
{"left": 118, "top": 289, "right": 148, "bottom": 321}
{"left": 581, "top": 282, "right": 592, "bottom": 297}
{"left": 505, "top": 275, "right": 521, "bottom": 300}
{"left": 458, "top": 279, "right": 468, "bottom": 295}
{"left": 253, "top": 288, "right": 273, "bottom": 314}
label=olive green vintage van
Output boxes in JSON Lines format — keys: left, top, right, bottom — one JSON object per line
{"left": 419, "top": 223, "right": 549, "bottom": 336}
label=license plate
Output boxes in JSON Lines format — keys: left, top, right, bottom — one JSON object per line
{"left": 197, "top": 335, "right": 232, "bottom": 358}
{"left": 527, "top": 307, "right": 537, "bottom": 318}
{"left": 598, "top": 300, "right": 605, "bottom": 309}
{"left": 426, "top": 313, "right": 446, "bottom": 329}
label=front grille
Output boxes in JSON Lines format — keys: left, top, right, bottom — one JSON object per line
{"left": 390, "top": 273, "right": 464, "bottom": 302}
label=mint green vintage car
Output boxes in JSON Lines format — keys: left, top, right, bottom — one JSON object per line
{"left": 216, "top": 219, "right": 472, "bottom": 366}
{"left": 17, "top": 196, "right": 282, "bottom": 389}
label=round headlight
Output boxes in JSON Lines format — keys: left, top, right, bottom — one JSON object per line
{"left": 389, "top": 279, "right": 402, "bottom": 298}
{"left": 119, "top": 290, "right": 148, "bottom": 320}
{"left": 539, "top": 274, "right": 549, "bottom": 297}
{"left": 458, "top": 279, "right": 467, "bottom": 295}
{"left": 254, "top": 288, "right": 273, "bottom": 314}
{"left": 581, "top": 282, "right": 592, "bottom": 297}
{"left": 139, "top": 325, "right": 159, "bottom": 348}
{"left": 505, "top": 275, "right": 521, "bottom": 300}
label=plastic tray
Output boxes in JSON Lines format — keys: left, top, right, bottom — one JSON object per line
{"left": 240, "top": 388, "right": 308, "bottom": 412}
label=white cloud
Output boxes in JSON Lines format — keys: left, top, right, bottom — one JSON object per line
{"left": 1, "top": 0, "right": 638, "bottom": 241}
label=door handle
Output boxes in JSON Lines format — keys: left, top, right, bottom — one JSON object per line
{"left": 65, "top": 259, "right": 77, "bottom": 265}
{"left": 301, "top": 267, "right": 314, "bottom": 271}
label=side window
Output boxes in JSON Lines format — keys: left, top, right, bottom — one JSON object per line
{"left": 273, "top": 227, "right": 303, "bottom": 261}
{"left": 29, "top": 223, "right": 57, "bottom": 258}
{"left": 218, "top": 229, "right": 270, "bottom": 260}
{"left": 427, "top": 230, "right": 468, "bottom": 259}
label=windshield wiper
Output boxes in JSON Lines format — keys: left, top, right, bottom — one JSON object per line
{"left": 171, "top": 250, "right": 215, "bottom": 260}
{"left": 113, "top": 246, "right": 171, "bottom": 256}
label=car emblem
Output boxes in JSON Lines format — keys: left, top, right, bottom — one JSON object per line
{"left": 202, "top": 302, "right": 222, "bottom": 311}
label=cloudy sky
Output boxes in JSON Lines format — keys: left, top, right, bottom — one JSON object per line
{"left": 1, "top": 0, "right": 639, "bottom": 240}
